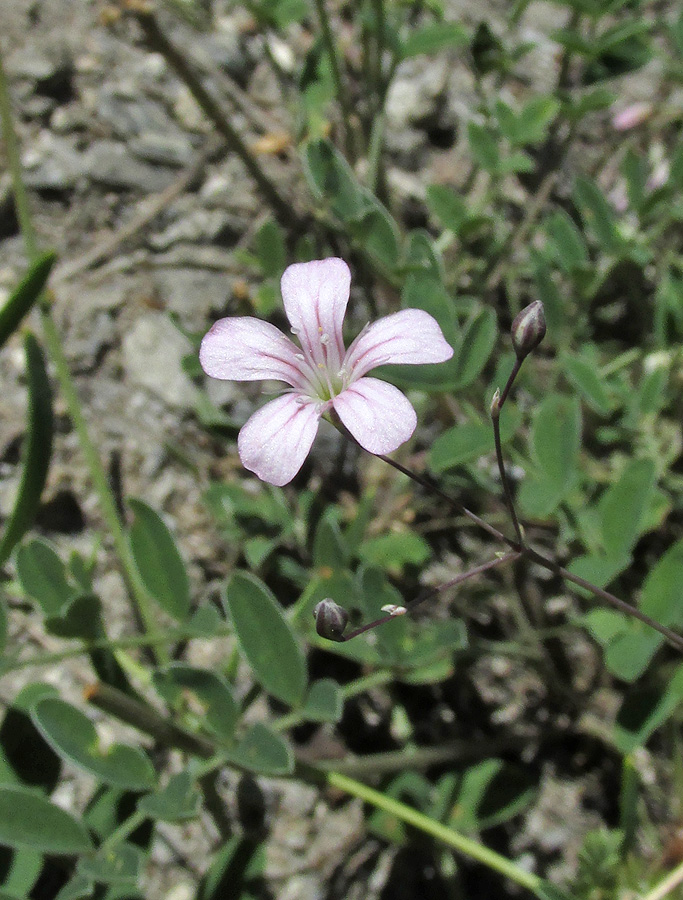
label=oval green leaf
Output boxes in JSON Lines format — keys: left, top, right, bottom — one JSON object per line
{"left": 32, "top": 698, "right": 156, "bottom": 790}
{"left": 531, "top": 394, "right": 581, "bottom": 490}
{"left": 137, "top": 771, "right": 201, "bottom": 823}
{"left": 224, "top": 571, "right": 307, "bottom": 707}
{"left": 0, "top": 786, "right": 92, "bottom": 854}
{"left": 15, "top": 538, "right": 73, "bottom": 617}
{"left": 152, "top": 664, "right": 239, "bottom": 740}
{"left": 599, "top": 458, "right": 656, "bottom": 558}
{"left": 128, "top": 498, "right": 190, "bottom": 622}
{"left": 225, "top": 723, "right": 294, "bottom": 776}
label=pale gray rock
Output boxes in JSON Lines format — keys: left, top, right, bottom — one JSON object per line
{"left": 84, "top": 141, "right": 175, "bottom": 192}
{"left": 129, "top": 132, "right": 195, "bottom": 168}
{"left": 122, "top": 312, "right": 198, "bottom": 409}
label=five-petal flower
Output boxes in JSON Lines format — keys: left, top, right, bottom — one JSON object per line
{"left": 199, "top": 258, "right": 453, "bottom": 485}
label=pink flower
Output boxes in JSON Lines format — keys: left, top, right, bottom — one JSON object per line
{"left": 611, "top": 102, "right": 652, "bottom": 132}
{"left": 200, "top": 258, "right": 454, "bottom": 485}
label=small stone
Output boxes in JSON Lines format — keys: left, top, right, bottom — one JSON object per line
{"left": 85, "top": 141, "right": 175, "bottom": 192}
{"left": 129, "top": 132, "right": 195, "bottom": 168}
{"left": 122, "top": 313, "right": 198, "bottom": 409}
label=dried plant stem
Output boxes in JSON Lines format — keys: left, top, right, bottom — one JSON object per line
{"left": 312, "top": 0, "right": 355, "bottom": 161}
{"left": 131, "top": 6, "right": 296, "bottom": 227}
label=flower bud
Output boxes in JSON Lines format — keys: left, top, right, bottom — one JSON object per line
{"left": 314, "top": 599, "right": 349, "bottom": 642}
{"left": 511, "top": 301, "right": 546, "bottom": 359}
{"left": 490, "top": 388, "right": 501, "bottom": 417}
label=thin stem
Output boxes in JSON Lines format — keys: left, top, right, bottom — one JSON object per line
{"left": 0, "top": 47, "right": 163, "bottom": 659}
{"left": 0, "top": 55, "right": 38, "bottom": 256}
{"left": 39, "top": 311, "right": 163, "bottom": 650}
{"left": 326, "top": 771, "right": 544, "bottom": 896}
{"left": 0, "top": 623, "right": 231, "bottom": 674}
{"left": 312, "top": 0, "right": 355, "bottom": 162}
{"left": 491, "top": 358, "right": 524, "bottom": 545}
{"left": 85, "top": 682, "right": 215, "bottom": 759}
{"left": 317, "top": 735, "right": 527, "bottom": 777}
{"left": 642, "top": 860, "right": 683, "bottom": 900}
{"left": 97, "top": 809, "right": 147, "bottom": 855}
{"left": 342, "top": 551, "right": 519, "bottom": 641}
{"left": 132, "top": 8, "right": 295, "bottom": 227}
{"left": 372, "top": 452, "right": 683, "bottom": 654}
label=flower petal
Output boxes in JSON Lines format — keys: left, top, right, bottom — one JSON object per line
{"left": 344, "top": 309, "right": 454, "bottom": 379}
{"left": 200, "top": 317, "right": 306, "bottom": 388}
{"left": 238, "top": 394, "right": 321, "bottom": 486}
{"left": 281, "top": 258, "right": 350, "bottom": 371}
{"left": 333, "top": 377, "right": 417, "bottom": 455}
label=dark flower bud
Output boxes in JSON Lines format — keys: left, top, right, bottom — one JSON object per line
{"left": 511, "top": 301, "right": 546, "bottom": 359}
{"left": 314, "top": 599, "right": 349, "bottom": 642}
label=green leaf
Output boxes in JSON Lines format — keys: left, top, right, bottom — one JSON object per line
{"left": 430, "top": 406, "right": 521, "bottom": 472}
{"left": 0, "top": 684, "right": 62, "bottom": 792}
{"left": 224, "top": 571, "right": 307, "bottom": 706}
{"left": 0, "top": 334, "right": 53, "bottom": 567}
{"left": 358, "top": 531, "right": 431, "bottom": 572}
{"left": 15, "top": 539, "right": 73, "bottom": 617}
{"left": 426, "top": 185, "right": 468, "bottom": 235}
{"left": 301, "top": 679, "right": 343, "bottom": 723}
{"left": 545, "top": 210, "right": 589, "bottom": 272}
{"left": 515, "top": 96, "right": 560, "bottom": 145}
{"left": 535, "top": 884, "right": 574, "bottom": 900}
{"left": 640, "top": 537, "right": 683, "bottom": 627}
{"left": 563, "top": 355, "right": 613, "bottom": 416}
{"left": 303, "top": 139, "right": 365, "bottom": 221}
{"left": 403, "top": 229, "right": 443, "bottom": 278}
{"left": 467, "top": 122, "right": 500, "bottom": 172}
{"left": 78, "top": 843, "right": 142, "bottom": 886}
{"left": 518, "top": 394, "right": 581, "bottom": 517}
{"left": 531, "top": 394, "right": 582, "bottom": 490}
{"left": 226, "top": 723, "right": 294, "bottom": 776}
{"left": 32, "top": 698, "right": 157, "bottom": 790}
{"left": 128, "top": 498, "right": 191, "bottom": 622}
{"left": 451, "top": 308, "right": 497, "bottom": 389}
{"left": 573, "top": 176, "right": 624, "bottom": 253}
{"left": 254, "top": 219, "right": 286, "bottom": 278}
{"left": 53, "top": 874, "right": 95, "bottom": 900}
{"left": 349, "top": 197, "right": 400, "bottom": 270}
{"left": 612, "top": 663, "right": 683, "bottom": 753}
{"left": 449, "top": 759, "right": 536, "bottom": 831}
{"left": 0, "top": 251, "right": 56, "bottom": 349}
{"left": 313, "top": 511, "right": 348, "bottom": 570}
{"left": 137, "top": 771, "right": 202, "bottom": 822}
{"left": 400, "top": 21, "right": 468, "bottom": 58}
{"left": 0, "top": 786, "right": 92, "bottom": 854}
{"left": 152, "top": 664, "right": 239, "bottom": 740}
{"left": 0, "top": 846, "right": 43, "bottom": 898}
{"left": 569, "top": 554, "right": 631, "bottom": 598}
{"left": 604, "top": 629, "right": 661, "bottom": 682}
{"left": 599, "top": 458, "right": 656, "bottom": 558}
{"left": 358, "top": 567, "right": 408, "bottom": 663}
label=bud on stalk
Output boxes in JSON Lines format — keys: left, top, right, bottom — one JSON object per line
{"left": 314, "top": 599, "right": 349, "bottom": 641}
{"left": 511, "top": 301, "right": 546, "bottom": 360}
